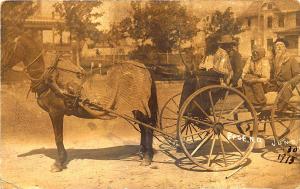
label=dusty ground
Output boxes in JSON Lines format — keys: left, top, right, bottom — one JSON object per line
{"left": 1, "top": 81, "right": 300, "bottom": 189}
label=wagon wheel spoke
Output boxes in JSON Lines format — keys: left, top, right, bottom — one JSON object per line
{"left": 189, "top": 123, "right": 207, "bottom": 140}
{"left": 181, "top": 123, "right": 188, "bottom": 134}
{"left": 223, "top": 100, "right": 245, "bottom": 120}
{"left": 208, "top": 91, "right": 216, "bottom": 122}
{"left": 192, "top": 100, "right": 214, "bottom": 123}
{"left": 190, "top": 131, "right": 213, "bottom": 156}
{"left": 278, "top": 121, "right": 289, "bottom": 129}
{"left": 279, "top": 121, "right": 300, "bottom": 139}
{"left": 219, "top": 134, "right": 227, "bottom": 166}
{"left": 207, "top": 134, "right": 216, "bottom": 166}
{"left": 185, "top": 124, "right": 189, "bottom": 136}
{"left": 183, "top": 116, "right": 214, "bottom": 128}
{"left": 223, "top": 118, "right": 254, "bottom": 127}
{"left": 171, "top": 98, "right": 179, "bottom": 109}
{"left": 217, "top": 90, "right": 230, "bottom": 123}
{"left": 163, "top": 123, "right": 177, "bottom": 129}
{"left": 189, "top": 124, "right": 195, "bottom": 143}
{"left": 183, "top": 128, "right": 212, "bottom": 140}
{"left": 162, "top": 117, "right": 177, "bottom": 121}
{"left": 279, "top": 98, "right": 300, "bottom": 111}
{"left": 221, "top": 132, "right": 243, "bottom": 156}
{"left": 166, "top": 106, "right": 179, "bottom": 115}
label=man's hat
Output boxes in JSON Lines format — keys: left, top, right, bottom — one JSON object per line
{"left": 217, "top": 35, "right": 236, "bottom": 44}
{"left": 274, "top": 38, "right": 289, "bottom": 47}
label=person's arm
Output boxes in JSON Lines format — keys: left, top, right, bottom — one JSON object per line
{"left": 241, "top": 58, "right": 251, "bottom": 80}
{"left": 251, "top": 59, "right": 270, "bottom": 83}
{"left": 291, "top": 58, "right": 300, "bottom": 77}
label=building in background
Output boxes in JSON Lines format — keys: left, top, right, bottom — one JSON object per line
{"left": 24, "top": 0, "right": 72, "bottom": 54}
{"left": 238, "top": 0, "right": 300, "bottom": 57}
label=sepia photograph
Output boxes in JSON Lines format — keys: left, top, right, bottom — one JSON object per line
{"left": 1, "top": 0, "right": 300, "bottom": 188}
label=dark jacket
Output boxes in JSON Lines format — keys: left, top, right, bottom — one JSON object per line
{"left": 229, "top": 50, "right": 244, "bottom": 86}
{"left": 273, "top": 55, "right": 300, "bottom": 83}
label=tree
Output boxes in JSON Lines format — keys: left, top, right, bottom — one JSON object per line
{"left": 118, "top": 1, "right": 200, "bottom": 57}
{"left": 203, "top": 7, "right": 244, "bottom": 55}
{"left": 54, "top": 1, "right": 103, "bottom": 66}
{"left": 1, "top": 1, "right": 37, "bottom": 45}
{"left": 1, "top": 1, "right": 38, "bottom": 70}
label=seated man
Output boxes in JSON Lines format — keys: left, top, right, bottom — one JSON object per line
{"left": 179, "top": 35, "right": 234, "bottom": 117}
{"left": 266, "top": 38, "right": 300, "bottom": 110}
{"left": 241, "top": 46, "right": 270, "bottom": 107}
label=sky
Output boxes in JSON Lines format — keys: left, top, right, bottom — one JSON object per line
{"left": 37, "top": 0, "right": 300, "bottom": 31}
{"left": 96, "top": 0, "right": 254, "bottom": 31}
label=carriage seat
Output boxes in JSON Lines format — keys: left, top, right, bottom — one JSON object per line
{"left": 265, "top": 90, "right": 300, "bottom": 105}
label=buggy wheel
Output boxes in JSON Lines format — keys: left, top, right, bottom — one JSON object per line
{"left": 159, "top": 93, "right": 181, "bottom": 145}
{"left": 177, "top": 85, "right": 258, "bottom": 171}
{"left": 270, "top": 75, "right": 300, "bottom": 159}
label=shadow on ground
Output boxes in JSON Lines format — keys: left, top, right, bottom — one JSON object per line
{"left": 17, "top": 145, "right": 141, "bottom": 165}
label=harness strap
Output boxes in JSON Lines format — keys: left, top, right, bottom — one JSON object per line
{"left": 23, "top": 51, "right": 43, "bottom": 71}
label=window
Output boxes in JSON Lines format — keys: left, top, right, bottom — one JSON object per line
{"left": 297, "top": 12, "right": 300, "bottom": 26}
{"left": 247, "top": 18, "right": 251, "bottom": 27}
{"left": 267, "top": 38, "right": 273, "bottom": 50}
{"left": 267, "top": 16, "right": 273, "bottom": 28}
{"left": 285, "top": 35, "right": 298, "bottom": 49}
{"left": 267, "top": 3, "right": 272, "bottom": 9}
{"left": 278, "top": 15, "right": 284, "bottom": 27}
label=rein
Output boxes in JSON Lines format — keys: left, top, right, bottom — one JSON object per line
{"left": 54, "top": 67, "right": 85, "bottom": 76}
{"left": 23, "top": 51, "right": 45, "bottom": 81}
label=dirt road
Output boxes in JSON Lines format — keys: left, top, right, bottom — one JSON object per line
{"left": 1, "top": 81, "right": 300, "bottom": 189}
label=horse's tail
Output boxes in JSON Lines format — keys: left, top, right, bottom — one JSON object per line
{"left": 149, "top": 78, "right": 158, "bottom": 128}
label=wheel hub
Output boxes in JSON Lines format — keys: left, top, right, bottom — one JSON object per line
{"left": 213, "top": 122, "right": 224, "bottom": 134}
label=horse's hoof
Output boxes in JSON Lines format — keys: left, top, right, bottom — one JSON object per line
{"left": 50, "top": 164, "right": 63, "bottom": 172}
{"left": 140, "top": 158, "right": 152, "bottom": 166}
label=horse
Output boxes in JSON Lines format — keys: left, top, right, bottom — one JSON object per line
{"left": 1, "top": 32, "right": 158, "bottom": 172}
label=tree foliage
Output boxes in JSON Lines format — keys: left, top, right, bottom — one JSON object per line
{"left": 54, "top": 1, "right": 103, "bottom": 43}
{"left": 1, "top": 1, "right": 38, "bottom": 43}
{"left": 203, "top": 7, "right": 244, "bottom": 54}
{"left": 118, "top": 1, "right": 200, "bottom": 54}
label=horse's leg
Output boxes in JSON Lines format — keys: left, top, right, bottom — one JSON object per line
{"left": 49, "top": 111, "right": 67, "bottom": 172}
{"left": 138, "top": 123, "right": 146, "bottom": 159}
{"left": 133, "top": 110, "right": 155, "bottom": 166}
{"left": 141, "top": 125, "right": 154, "bottom": 166}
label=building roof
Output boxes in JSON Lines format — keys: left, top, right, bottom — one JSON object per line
{"left": 240, "top": 0, "right": 300, "bottom": 18}
{"left": 25, "top": 17, "right": 64, "bottom": 29}
{"left": 241, "top": 0, "right": 264, "bottom": 18}
{"left": 275, "top": 27, "right": 300, "bottom": 35}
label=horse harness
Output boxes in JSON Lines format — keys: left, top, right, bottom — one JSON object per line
{"left": 24, "top": 52, "right": 85, "bottom": 111}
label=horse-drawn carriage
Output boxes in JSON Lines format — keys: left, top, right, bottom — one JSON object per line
{"left": 74, "top": 66, "right": 300, "bottom": 171}
{"left": 2, "top": 33, "right": 299, "bottom": 172}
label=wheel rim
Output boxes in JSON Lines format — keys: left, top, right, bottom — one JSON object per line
{"left": 159, "top": 93, "right": 181, "bottom": 145}
{"left": 177, "top": 85, "right": 258, "bottom": 171}
{"left": 270, "top": 76, "right": 300, "bottom": 159}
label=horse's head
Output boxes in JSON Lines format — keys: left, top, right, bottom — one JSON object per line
{"left": 1, "top": 37, "right": 23, "bottom": 74}
{"left": 1, "top": 33, "right": 45, "bottom": 79}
